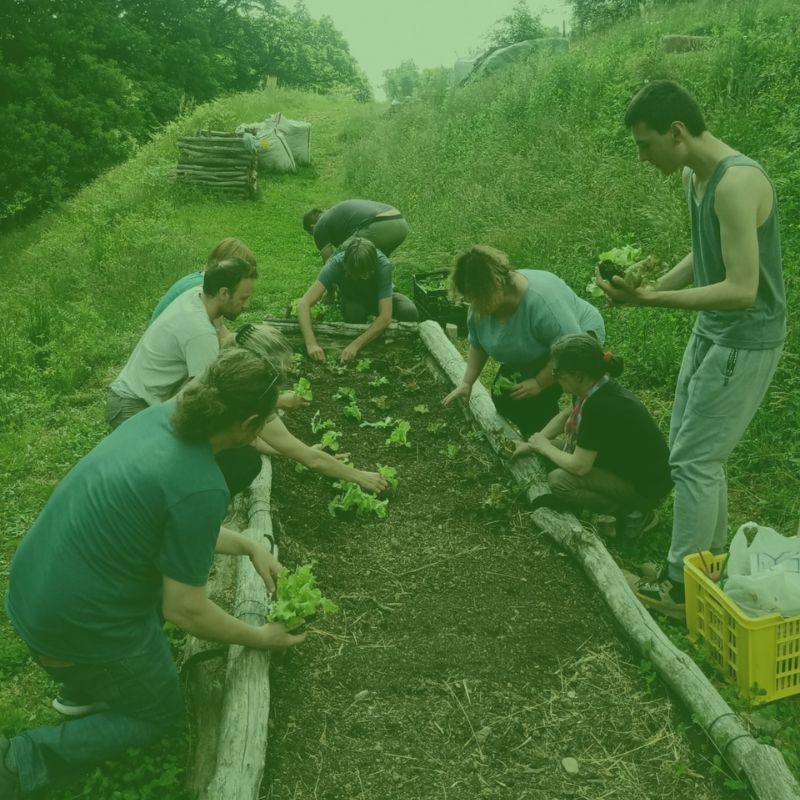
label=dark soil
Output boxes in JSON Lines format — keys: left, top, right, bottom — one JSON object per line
{"left": 263, "top": 338, "right": 731, "bottom": 800}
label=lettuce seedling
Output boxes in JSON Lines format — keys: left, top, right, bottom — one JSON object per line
{"left": 377, "top": 464, "right": 399, "bottom": 490}
{"left": 268, "top": 562, "right": 338, "bottom": 631}
{"left": 311, "top": 410, "right": 335, "bottom": 434}
{"left": 319, "top": 430, "right": 341, "bottom": 453}
{"left": 293, "top": 377, "right": 313, "bottom": 402}
{"left": 370, "top": 395, "right": 389, "bottom": 410}
{"left": 360, "top": 416, "right": 396, "bottom": 430}
{"left": 328, "top": 482, "right": 388, "bottom": 519}
{"left": 413, "top": 404, "right": 430, "bottom": 414}
{"left": 343, "top": 402, "right": 362, "bottom": 422}
{"left": 355, "top": 358, "right": 372, "bottom": 372}
{"left": 386, "top": 420, "right": 411, "bottom": 448}
{"left": 492, "top": 373, "right": 521, "bottom": 396}
{"left": 368, "top": 375, "right": 389, "bottom": 388}
{"left": 333, "top": 386, "right": 357, "bottom": 403}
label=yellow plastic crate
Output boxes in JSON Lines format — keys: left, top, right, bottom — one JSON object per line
{"left": 684, "top": 551, "right": 800, "bottom": 704}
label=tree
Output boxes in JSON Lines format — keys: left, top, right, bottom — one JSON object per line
{"left": 489, "top": 0, "right": 546, "bottom": 49}
{"left": 382, "top": 60, "right": 420, "bottom": 102}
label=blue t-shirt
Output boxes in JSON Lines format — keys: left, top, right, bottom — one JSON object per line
{"left": 6, "top": 403, "right": 229, "bottom": 663}
{"left": 150, "top": 272, "right": 204, "bottom": 323}
{"left": 467, "top": 270, "right": 605, "bottom": 366}
{"left": 317, "top": 250, "right": 394, "bottom": 305}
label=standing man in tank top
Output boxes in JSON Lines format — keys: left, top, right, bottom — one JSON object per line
{"left": 597, "top": 80, "right": 786, "bottom": 620}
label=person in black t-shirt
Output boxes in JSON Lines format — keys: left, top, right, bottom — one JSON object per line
{"left": 302, "top": 199, "right": 409, "bottom": 265}
{"left": 514, "top": 333, "right": 672, "bottom": 538}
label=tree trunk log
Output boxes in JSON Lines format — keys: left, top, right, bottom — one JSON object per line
{"left": 418, "top": 319, "right": 800, "bottom": 800}
{"left": 201, "top": 458, "right": 276, "bottom": 800}
{"left": 261, "top": 317, "right": 418, "bottom": 343}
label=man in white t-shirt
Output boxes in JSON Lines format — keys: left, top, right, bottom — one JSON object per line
{"left": 107, "top": 257, "right": 256, "bottom": 426}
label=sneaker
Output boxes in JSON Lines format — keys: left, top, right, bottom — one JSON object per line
{"left": 617, "top": 509, "right": 659, "bottom": 541}
{"left": 636, "top": 578, "right": 686, "bottom": 621}
{"left": 0, "top": 736, "right": 21, "bottom": 799}
{"left": 52, "top": 693, "right": 110, "bottom": 717}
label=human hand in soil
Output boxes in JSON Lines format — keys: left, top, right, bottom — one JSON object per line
{"left": 510, "top": 378, "right": 541, "bottom": 400}
{"left": 278, "top": 391, "right": 310, "bottom": 411}
{"left": 307, "top": 342, "right": 326, "bottom": 362}
{"left": 595, "top": 267, "right": 650, "bottom": 306}
{"left": 340, "top": 342, "right": 360, "bottom": 362}
{"left": 510, "top": 439, "right": 534, "bottom": 458}
{"left": 355, "top": 470, "right": 389, "bottom": 493}
{"left": 248, "top": 544, "right": 283, "bottom": 594}
{"left": 527, "top": 432, "right": 551, "bottom": 455}
{"left": 442, "top": 382, "right": 472, "bottom": 406}
{"left": 255, "top": 622, "right": 307, "bottom": 650}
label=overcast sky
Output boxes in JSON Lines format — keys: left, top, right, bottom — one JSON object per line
{"left": 301, "top": 0, "right": 573, "bottom": 98}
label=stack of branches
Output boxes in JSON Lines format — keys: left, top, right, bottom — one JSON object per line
{"left": 176, "top": 130, "right": 258, "bottom": 199}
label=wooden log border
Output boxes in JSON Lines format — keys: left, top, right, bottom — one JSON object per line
{"left": 185, "top": 319, "right": 799, "bottom": 800}
{"left": 417, "top": 319, "right": 800, "bottom": 800}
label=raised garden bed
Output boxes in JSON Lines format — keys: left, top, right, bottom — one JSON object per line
{"left": 256, "top": 322, "right": 737, "bottom": 800}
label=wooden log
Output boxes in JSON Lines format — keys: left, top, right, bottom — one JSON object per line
{"left": 261, "top": 318, "right": 419, "bottom": 343}
{"left": 182, "top": 555, "right": 236, "bottom": 797}
{"left": 176, "top": 177, "right": 251, "bottom": 187}
{"left": 418, "top": 319, "right": 800, "bottom": 800}
{"left": 202, "top": 458, "right": 277, "bottom": 800}
{"left": 417, "top": 320, "right": 549, "bottom": 502}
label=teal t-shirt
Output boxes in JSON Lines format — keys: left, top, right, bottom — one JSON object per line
{"left": 6, "top": 403, "right": 229, "bottom": 663}
{"left": 150, "top": 272, "right": 204, "bottom": 323}
{"left": 317, "top": 250, "right": 394, "bottom": 305}
{"left": 467, "top": 270, "right": 605, "bottom": 367}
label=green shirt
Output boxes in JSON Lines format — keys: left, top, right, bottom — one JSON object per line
{"left": 6, "top": 403, "right": 229, "bottom": 663}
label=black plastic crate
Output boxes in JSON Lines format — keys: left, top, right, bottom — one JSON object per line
{"left": 412, "top": 270, "right": 467, "bottom": 335}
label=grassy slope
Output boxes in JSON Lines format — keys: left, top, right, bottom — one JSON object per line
{"left": 341, "top": 0, "right": 800, "bottom": 541}
{"left": 0, "top": 88, "right": 382, "bottom": 798}
{"left": 0, "top": 0, "right": 799, "bottom": 791}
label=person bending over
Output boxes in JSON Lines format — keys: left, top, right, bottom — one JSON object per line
{"left": 1, "top": 347, "right": 305, "bottom": 799}
{"left": 297, "top": 237, "right": 418, "bottom": 363}
{"left": 443, "top": 245, "right": 605, "bottom": 437}
{"left": 515, "top": 334, "right": 672, "bottom": 540}
{"left": 303, "top": 199, "right": 409, "bottom": 265}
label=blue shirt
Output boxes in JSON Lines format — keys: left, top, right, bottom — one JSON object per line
{"left": 6, "top": 404, "right": 229, "bottom": 663}
{"left": 317, "top": 250, "right": 394, "bottom": 304}
{"left": 150, "top": 272, "right": 204, "bottom": 323}
{"left": 467, "top": 270, "right": 605, "bottom": 366}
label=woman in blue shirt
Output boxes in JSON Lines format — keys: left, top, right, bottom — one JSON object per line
{"left": 443, "top": 245, "right": 605, "bottom": 436}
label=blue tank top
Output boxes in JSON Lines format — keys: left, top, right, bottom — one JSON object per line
{"left": 688, "top": 154, "right": 785, "bottom": 349}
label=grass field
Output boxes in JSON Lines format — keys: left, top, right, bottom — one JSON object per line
{"left": 2, "top": 0, "right": 800, "bottom": 795}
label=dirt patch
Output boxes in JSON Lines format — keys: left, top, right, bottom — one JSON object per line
{"left": 264, "top": 338, "right": 731, "bottom": 800}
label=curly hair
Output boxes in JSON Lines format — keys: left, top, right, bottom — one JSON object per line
{"left": 172, "top": 348, "right": 282, "bottom": 441}
{"left": 450, "top": 245, "right": 515, "bottom": 312}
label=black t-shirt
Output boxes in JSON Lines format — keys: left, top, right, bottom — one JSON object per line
{"left": 577, "top": 381, "right": 672, "bottom": 501}
{"left": 313, "top": 199, "right": 396, "bottom": 250}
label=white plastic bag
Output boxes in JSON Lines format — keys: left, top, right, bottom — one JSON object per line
{"left": 722, "top": 522, "right": 800, "bottom": 616}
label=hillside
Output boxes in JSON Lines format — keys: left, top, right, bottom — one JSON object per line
{"left": 1, "top": 0, "right": 799, "bottom": 795}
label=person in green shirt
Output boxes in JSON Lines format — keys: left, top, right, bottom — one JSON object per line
{"left": 1, "top": 346, "right": 305, "bottom": 798}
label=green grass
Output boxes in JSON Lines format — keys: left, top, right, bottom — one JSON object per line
{"left": 2, "top": 0, "right": 800, "bottom": 794}
{"left": 0, "top": 86, "right": 382, "bottom": 799}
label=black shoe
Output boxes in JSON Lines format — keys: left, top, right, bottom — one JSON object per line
{"left": 52, "top": 693, "right": 110, "bottom": 717}
{"left": 617, "top": 509, "right": 659, "bottom": 541}
{"left": 0, "top": 736, "right": 21, "bottom": 799}
{"left": 636, "top": 578, "right": 686, "bottom": 621}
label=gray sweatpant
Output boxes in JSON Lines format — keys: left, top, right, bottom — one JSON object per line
{"left": 666, "top": 334, "right": 783, "bottom": 583}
